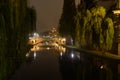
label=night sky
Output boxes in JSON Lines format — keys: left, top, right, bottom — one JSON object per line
{"left": 29, "top": 0, "right": 63, "bottom": 33}
{"left": 29, "top": 0, "right": 114, "bottom": 34}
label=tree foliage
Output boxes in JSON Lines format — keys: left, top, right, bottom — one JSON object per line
{"left": 74, "top": 12, "right": 81, "bottom": 46}
{"left": 0, "top": 1, "right": 36, "bottom": 80}
{"left": 27, "top": 7, "right": 36, "bottom": 33}
{"left": 74, "top": 6, "right": 114, "bottom": 51}
{"left": 102, "top": 18, "right": 114, "bottom": 50}
{"left": 59, "top": 0, "right": 77, "bottom": 39}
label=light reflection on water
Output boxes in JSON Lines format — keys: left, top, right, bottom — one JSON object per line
{"left": 60, "top": 51, "right": 63, "bottom": 57}
{"left": 26, "top": 45, "right": 119, "bottom": 80}
{"left": 33, "top": 51, "right": 37, "bottom": 59}
{"left": 59, "top": 48, "right": 118, "bottom": 80}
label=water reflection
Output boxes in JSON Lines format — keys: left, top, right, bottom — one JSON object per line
{"left": 60, "top": 51, "right": 64, "bottom": 58}
{"left": 33, "top": 51, "right": 37, "bottom": 59}
{"left": 59, "top": 49, "right": 81, "bottom": 80}
{"left": 26, "top": 44, "right": 118, "bottom": 80}
{"left": 59, "top": 48, "right": 117, "bottom": 80}
{"left": 25, "top": 51, "right": 38, "bottom": 63}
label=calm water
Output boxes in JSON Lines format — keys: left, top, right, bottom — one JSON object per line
{"left": 10, "top": 46, "right": 119, "bottom": 80}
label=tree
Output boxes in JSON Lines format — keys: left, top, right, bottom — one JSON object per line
{"left": 59, "top": 0, "right": 77, "bottom": 39}
{"left": 101, "top": 18, "right": 114, "bottom": 51}
{"left": 74, "top": 6, "right": 114, "bottom": 51}
{"left": 90, "top": 6, "right": 114, "bottom": 51}
{"left": 74, "top": 12, "right": 81, "bottom": 46}
{"left": 0, "top": 5, "right": 6, "bottom": 56}
{"left": 27, "top": 7, "right": 37, "bottom": 33}
{"left": 74, "top": 9, "right": 92, "bottom": 47}
{"left": 0, "top": 0, "right": 36, "bottom": 79}
{"left": 90, "top": 6, "right": 106, "bottom": 50}
{"left": 84, "top": 0, "right": 96, "bottom": 9}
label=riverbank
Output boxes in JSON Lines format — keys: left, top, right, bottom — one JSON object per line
{"left": 62, "top": 45, "right": 120, "bottom": 63}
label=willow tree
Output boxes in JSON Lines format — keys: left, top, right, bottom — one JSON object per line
{"left": 0, "top": 0, "right": 36, "bottom": 80}
{"left": 74, "top": 12, "right": 81, "bottom": 46}
{"left": 74, "top": 9, "right": 92, "bottom": 47}
{"left": 101, "top": 18, "right": 114, "bottom": 51}
{"left": 0, "top": 13, "right": 7, "bottom": 80}
{"left": 4, "top": 0, "right": 26, "bottom": 62}
{"left": 0, "top": 1, "right": 29, "bottom": 79}
{"left": 59, "top": 0, "right": 77, "bottom": 39}
{"left": 74, "top": 6, "right": 114, "bottom": 51}
{"left": 90, "top": 6, "right": 114, "bottom": 51}
{"left": 0, "top": 5, "right": 6, "bottom": 56}
{"left": 90, "top": 6, "right": 106, "bottom": 50}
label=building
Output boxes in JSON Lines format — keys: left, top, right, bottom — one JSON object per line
{"left": 112, "top": 0, "right": 120, "bottom": 55}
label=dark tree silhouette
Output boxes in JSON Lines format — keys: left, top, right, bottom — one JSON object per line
{"left": 59, "top": 0, "right": 77, "bottom": 39}
{"left": 0, "top": 0, "right": 36, "bottom": 80}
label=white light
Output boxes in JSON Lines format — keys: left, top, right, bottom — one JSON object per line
{"left": 71, "top": 53, "right": 74, "bottom": 58}
{"left": 29, "top": 37, "right": 32, "bottom": 40}
{"left": 100, "top": 65, "right": 104, "bottom": 69}
{"left": 46, "top": 47, "right": 50, "bottom": 50}
{"left": 60, "top": 52, "right": 63, "bottom": 56}
{"left": 26, "top": 53, "right": 29, "bottom": 57}
{"left": 113, "top": 10, "right": 120, "bottom": 14}
{"left": 34, "top": 51, "right": 36, "bottom": 59}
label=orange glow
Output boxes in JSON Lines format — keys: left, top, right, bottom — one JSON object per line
{"left": 113, "top": 10, "right": 120, "bottom": 14}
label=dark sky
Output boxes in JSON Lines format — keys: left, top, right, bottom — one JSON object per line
{"left": 29, "top": 0, "right": 63, "bottom": 33}
{"left": 29, "top": 0, "right": 114, "bottom": 34}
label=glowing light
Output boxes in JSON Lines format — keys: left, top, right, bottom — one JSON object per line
{"left": 60, "top": 52, "right": 63, "bottom": 56}
{"left": 26, "top": 53, "right": 29, "bottom": 57}
{"left": 113, "top": 10, "right": 120, "bottom": 14}
{"left": 33, "top": 32, "right": 39, "bottom": 38}
{"left": 100, "top": 65, "right": 104, "bottom": 69}
{"left": 34, "top": 51, "right": 37, "bottom": 59}
{"left": 71, "top": 53, "right": 74, "bottom": 58}
{"left": 46, "top": 47, "right": 50, "bottom": 50}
